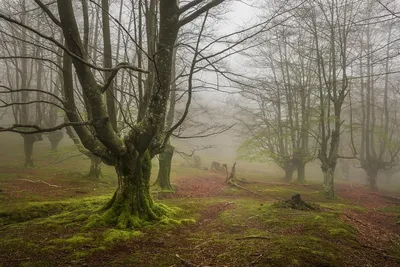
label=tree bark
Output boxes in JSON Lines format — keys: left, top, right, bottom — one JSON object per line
{"left": 322, "top": 166, "right": 335, "bottom": 199}
{"left": 86, "top": 156, "right": 103, "bottom": 179}
{"left": 154, "top": 144, "right": 174, "bottom": 191}
{"left": 296, "top": 162, "right": 306, "bottom": 183}
{"left": 283, "top": 161, "right": 294, "bottom": 182}
{"left": 365, "top": 165, "right": 379, "bottom": 191}
{"left": 101, "top": 150, "right": 165, "bottom": 228}
{"left": 23, "top": 135, "right": 36, "bottom": 168}
{"left": 48, "top": 130, "right": 64, "bottom": 151}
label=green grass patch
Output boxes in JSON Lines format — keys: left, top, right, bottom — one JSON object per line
{"left": 0, "top": 196, "right": 109, "bottom": 225}
{"left": 103, "top": 229, "right": 142, "bottom": 243}
{"left": 51, "top": 233, "right": 93, "bottom": 245}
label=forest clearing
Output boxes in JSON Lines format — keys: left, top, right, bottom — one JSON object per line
{"left": 1, "top": 0, "right": 400, "bottom": 266}
{"left": 0, "top": 136, "right": 399, "bottom": 267}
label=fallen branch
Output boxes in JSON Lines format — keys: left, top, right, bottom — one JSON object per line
{"left": 229, "top": 181, "right": 264, "bottom": 197}
{"left": 250, "top": 253, "right": 263, "bottom": 266}
{"left": 194, "top": 241, "right": 210, "bottom": 249}
{"left": 236, "top": 236, "right": 270, "bottom": 240}
{"left": 175, "top": 254, "right": 198, "bottom": 267}
{"left": 16, "top": 179, "right": 62, "bottom": 188}
{"left": 224, "top": 201, "right": 235, "bottom": 207}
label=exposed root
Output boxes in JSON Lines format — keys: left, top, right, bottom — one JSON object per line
{"left": 87, "top": 194, "right": 183, "bottom": 230}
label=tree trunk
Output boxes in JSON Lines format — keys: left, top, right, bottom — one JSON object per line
{"left": 99, "top": 150, "right": 166, "bottom": 229}
{"left": 23, "top": 135, "right": 35, "bottom": 168}
{"left": 86, "top": 156, "right": 103, "bottom": 179}
{"left": 296, "top": 162, "right": 306, "bottom": 183}
{"left": 322, "top": 167, "right": 335, "bottom": 199}
{"left": 155, "top": 144, "right": 174, "bottom": 191}
{"left": 283, "top": 161, "right": 294, "bottom": 182}
{"left": 366, "top": 167, "right": 379, "bottom": 191}
{"left": 48, "top": 130, "right": 64, "bottom": 151}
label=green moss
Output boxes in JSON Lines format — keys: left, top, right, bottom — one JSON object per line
{"left": 158, "top": 217, "right": 196, "bottom": 226}
{"left": 74, "top": 251, "right": 89, "bottom": 258}
{"left": 103, "top": 229, "right": 142, "bottom": 243}
{"left": 52, "top": 234, "right": 93, "bottom": 245}
{"left": 0, "top": 196, "right": 109, "bottom": 226}
{"left": 90, "top": 246, "right": 106, "bottom": 252}
{"left": 86, "top": 196, "right": 190, "bottom": 230}
{"left": 329, "top": 228, "right": 351, "bottom": 238}
{"left": 41, "top": 245, "right": 57, "bottom": 252}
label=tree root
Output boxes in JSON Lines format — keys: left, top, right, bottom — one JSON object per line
{"left": 87, "top": 195, "right": 182, "bottom": 229}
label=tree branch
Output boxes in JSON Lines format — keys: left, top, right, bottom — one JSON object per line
{"left": 0, "top": 121, "right": 93, "bottom": 134}
{"left": 0, "top": 85, "right": 65, "bottom": 104}
{"left": 0, "top": 12, "right": 148, "bottom": 74}
{"left": 33, "top": 0, "right": 61, "bottom": 26}
{"left": 179, "top": 0, "right": 224, "bottom": 27}
{"left": 172, "top": 123, "right": 236, "bottom": 139}
{"left": 179, "top": 0, "right": 204, "bottom": 15}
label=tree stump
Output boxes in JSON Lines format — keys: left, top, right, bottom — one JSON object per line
{"left": 286, "top": 194, "right": 316, "bottom": 210}
{"left": 274, "top": 194, "right": 319, "bottom": 211}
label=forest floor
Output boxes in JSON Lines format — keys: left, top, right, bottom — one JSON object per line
{"left": 1, "top": 162, "right": 400, "bottom": 266}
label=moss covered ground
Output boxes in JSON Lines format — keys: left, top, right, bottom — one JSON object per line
{"left": 0, "top": 134, "right": 399, "bottom": 266}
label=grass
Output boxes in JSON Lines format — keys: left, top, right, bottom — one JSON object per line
{"left": 0, "top": 135, "right": 399, "bottom": 266}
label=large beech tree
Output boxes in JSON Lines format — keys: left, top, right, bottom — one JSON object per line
{"left": 0, "top": 0, "right": 225, "bottom": 228}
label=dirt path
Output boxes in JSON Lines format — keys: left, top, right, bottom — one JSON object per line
{"left": 157, "top": 172, "right": 227, "bottom": 198}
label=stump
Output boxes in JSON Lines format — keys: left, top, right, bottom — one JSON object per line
{"left": 274, "top": 193, "right": 319, "bottom": 211}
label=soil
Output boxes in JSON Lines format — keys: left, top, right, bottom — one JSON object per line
{"left": 1, "top": 172, "right": 400, "bottom": 267}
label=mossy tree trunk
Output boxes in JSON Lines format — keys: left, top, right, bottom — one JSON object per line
{"left": 101, "top": 150, "right": 166, "bottom": 228}
{"left": 86, "top": 156, "right": 103, "bottom": 179}
{"left": 155, "top": 144, "right": 174, "bottom": 191}
{"left": 23, "top": 135, "right": 35, "bottom": 168}
{"left": 322, "top": 165, "right": 335, "bottom": 199}
{"left": 296, "top": 162, "right": 306, "bottom": 183}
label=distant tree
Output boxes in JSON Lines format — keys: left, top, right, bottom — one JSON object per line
{"left": 351, "top": 2, "right": 400, "bottom": 190}
{"left": 237, "top": 3, "right": 317, "bottom": 183}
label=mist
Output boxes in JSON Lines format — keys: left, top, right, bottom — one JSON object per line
{"left": 1, "top": 0, "right": 400, "bottom": 266}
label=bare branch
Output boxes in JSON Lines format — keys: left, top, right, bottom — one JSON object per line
{"left": 172, "top": 123, "right": 236, "bottom": 139}
{"left": 33, "top": 0, "right": 61, "bottom": 26}
{"left": 179, "top": 0, "right": 224, "bottom": 27}
{"left": 0, "top": 121, "right": 93, "bottom": 134}
{"left": 0, "top": 12, "right": 148, "bottom": 74}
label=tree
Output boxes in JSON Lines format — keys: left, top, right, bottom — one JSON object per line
{"left": 237, "top": 2, "right": 317, "bottom": 183}
{"left": 306, "top": 0, "right": 358, "bottom": 198}
{"left": 352, "top": 1, "right": 400, "bottom": 190}
{"left": 0, "top": 0, "right": 227, "bottom": 228}
{"left": 0, "top": 0, "right": 49, "bottom": 167}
